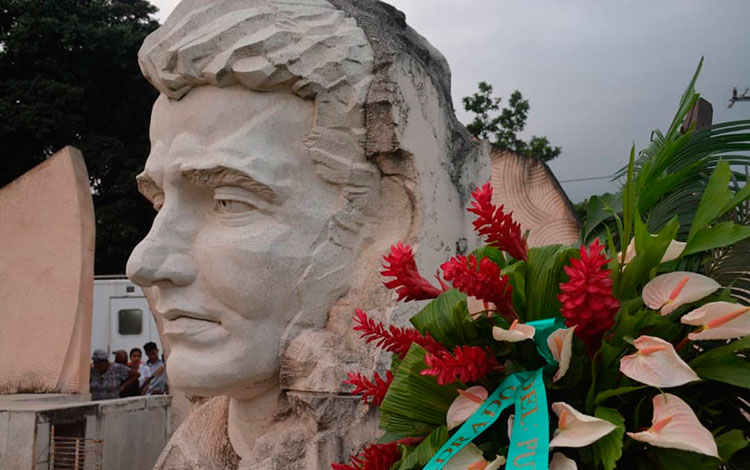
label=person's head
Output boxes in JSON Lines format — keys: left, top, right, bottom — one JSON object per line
{"left": 113, "top": 349, "right": 128, "bottom": 365}
{"left": 130, "top": 348, "right": 142, "bottom": 364}
{"left": 127, "top": 0, "right": 485, "bottom": 400}
{"left": 92, "top": 349, "right": 110, "bottom": 374}
{"left": 144, "top": 342, "right": 159, "bottom": 363}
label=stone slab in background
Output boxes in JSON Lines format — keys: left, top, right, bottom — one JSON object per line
{"left": 490, "top": 148, "right": 580, "bottom": 247}
{"left": 0, "top": 146, "right": 95, "bottom": 394}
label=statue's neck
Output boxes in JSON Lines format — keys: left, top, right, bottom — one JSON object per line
{"left": 227, "top": 380, "right": 281, "bottom": 461}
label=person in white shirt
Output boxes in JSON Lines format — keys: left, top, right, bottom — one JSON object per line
{"left": 128, "top": 347, "right": 152, "bottom": 391}
{"left": 141, "top": 342, "right": 167, "bottom": 395}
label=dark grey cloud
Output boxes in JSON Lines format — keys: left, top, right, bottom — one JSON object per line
{"left": 151, "top": 0, "right": 750, "bottom": 201}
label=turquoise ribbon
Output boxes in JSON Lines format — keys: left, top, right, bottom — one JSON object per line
{"left": 423, "top": 318, "right": 565, "bottom": 470}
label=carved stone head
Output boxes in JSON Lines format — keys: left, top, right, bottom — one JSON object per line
{"left": 127, "top": 0, "right": 488, "bottom": 401}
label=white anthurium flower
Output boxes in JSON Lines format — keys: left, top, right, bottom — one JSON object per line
{"left": 492, "top": 320, "right": 535, "bottom": 343}
{"left": 443, "top": 443, "right": 506, "bottom": 470}
{"left": 549, "top": 402, "right": 617, "bottom": 448}
{"left": 506, "top": 414, "right": 514, "bottom": 440}
{"left": 627, "top": 393, "right": 718, "bottom": 458}
{"left": 447, "top": 386, "right": 488, "bottom": 430}
{"left": 619, "top": 238, "right": 686, "bottom": 265}
{"left": 619, "top": 335, "right": 700, "bottom": 388}
{"left": 550, "top": 452, "right": 577, "bottom": 470}
{"left": 642, "top": 272, "right": 721, "bottom": 315}
{"left": 547, "top": 326, "right": 576, "bottom": 382}
{"left": 467, "top": 296, "right": 496, "bottom": 320}
{"left": 681, "top": 301, "right": 750, "bottom": 340}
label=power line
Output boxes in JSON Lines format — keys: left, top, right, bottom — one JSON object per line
{"left": 558, "top": 175, "right": 613, "bottom": 183}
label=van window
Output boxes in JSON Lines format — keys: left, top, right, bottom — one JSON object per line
{"left": 118, "top": 309, "right": 143, "bottom": 335}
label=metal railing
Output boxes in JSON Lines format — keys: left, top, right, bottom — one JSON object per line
{"left": 50, "top": 425, "right": 103, "bottom": 470}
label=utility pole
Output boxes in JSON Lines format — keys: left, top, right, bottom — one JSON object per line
{"left": 728, "top": 87, "right": 749, "bottom": 108}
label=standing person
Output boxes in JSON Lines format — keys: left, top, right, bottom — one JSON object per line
{"left": 118, "top": 348, "right": 148, "bottom": 397}
{"left": 128, "top": 347, "right": 152, "bottom": 394}
{"left": 90, "top": 349, "right": 139, "bottom": 400}
{"left": 141, "top": 342, "right": 167, "bottom": 395}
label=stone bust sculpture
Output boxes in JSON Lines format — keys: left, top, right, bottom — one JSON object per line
{"left": 126, "top": 1, "right": 488, "bottom": 468}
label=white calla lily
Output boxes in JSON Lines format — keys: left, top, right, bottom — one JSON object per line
{"left": 550, "top": 452, "right": 577, "bottom": 470}
{"left": 549, "top": 402, "right": 616, "bottom": 448}
{"left": 443, "top": 443, "right": 506, "bottom": 470}
{"left": 447, "top": 386, "right": 488, "bottom": 430}
{"left": 620, "top": 238, "right": 686, "bottom": 265}
{"left": 492, "top": 320, "right": 535, "bottom": 343}
{"left": 467, "top": 296, "right": 496, "bottom": 320}
{"left": 507, "top": 414, "right": 514, "bottom": 440}
{"left": 547, "top": 326, "right": 576, "bottom": 382}
{"left": 619, "top": 335, "right": 700, "bottom": 388}
{"left": 642, "top": 272, "right": 720, "bottom": 315}
{"left": 681, "top": 301, "right": 750, "bottom": 340}
{"left": 627, "top": 393, "right": 718, "bottom": 458}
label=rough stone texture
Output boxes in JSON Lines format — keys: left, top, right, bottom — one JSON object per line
{"left": 127, "top": 1, "right": 489, "bottom": 468}
{"left": 490, "top": 148, "right": 580, "bottom": 247}
{"left": 0, "top": 146, "right": 95, "bottom": 394}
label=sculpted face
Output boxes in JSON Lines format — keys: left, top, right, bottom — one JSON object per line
{"left": 126, "top": 85, "right": 341, "bottom": 399}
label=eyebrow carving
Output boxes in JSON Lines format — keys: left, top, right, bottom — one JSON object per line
{"left": 182, "top": 166, "right": 278, "bottom": 203}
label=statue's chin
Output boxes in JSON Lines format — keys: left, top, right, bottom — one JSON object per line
{"left": 166, "top": 346, "right": 279, "bottom": 400}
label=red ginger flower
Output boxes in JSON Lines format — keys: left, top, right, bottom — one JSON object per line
{"left": 468, "top": 182, "right": 528, "bottom": 261}
{"left": 441, "top": 254, "right": 516, "bottom": 320}
{"left": 353, "top": 309, "right": 447, "bottom": 359}
{"left": 331, "top": 438, "right": 423, "bottom": 470}
{"left": 343, "top": 371, "right": 393, "bottom": 407}
{"left": 558, "top": 239, "right": 620, "bottom": 349}
{"left": 421, "top": 345, "right": 500, "bottom": 385}
{"left": 381, "top": 242, "right": 445, "bottom": 301}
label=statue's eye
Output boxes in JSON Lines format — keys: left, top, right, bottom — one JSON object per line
{"left": 213, "top": 199, "right": 255, "bottom": 215}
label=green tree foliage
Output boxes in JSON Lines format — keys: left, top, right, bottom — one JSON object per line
{"left": 0, "top": 0, "right": 160, "bottom": 274}
{"left": 462, "top": 81, "right": 561, "bottom": 162}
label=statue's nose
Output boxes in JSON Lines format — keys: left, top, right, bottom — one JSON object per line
{"left": 126, "top": 204, "right": 197, "bottom": 287}
{"left": 127, "top": 240, "right": 197, "bottom": 287}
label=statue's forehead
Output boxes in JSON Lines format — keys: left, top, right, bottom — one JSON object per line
{"left": 149, "top": 86, "right": 313, "bottom": 143}
{"left": 145, "top": 86, "right": 315, "bottom": 187}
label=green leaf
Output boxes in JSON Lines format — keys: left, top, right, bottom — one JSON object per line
{"left": 592, "top": 407, "right": 625, "bottom": 470}
{"left": 622, "top": 146, "right": 636, "bottom": 258}
{"left": 652, "top": 447, "right": 720, "bottom": 470}
{"left": 689, "top": 336, "right": 750, "bottom": 388}
{"left": 396, "top": 426, "right": 449, "bottom": 470}
{"left": 603, "top": 224, "right": 621, "bottom": 292}
{"left": 618, "top": 216, "right": 680, "bottom": 298}
{"left": 608, "top": 304, "right": 680, "bottom": 350}
{"left": 637, "top": 160, "right": 704, "bottom": 211}
{"left": 473, "top": 245, "right": 507, "bottom": 269}
{"left": 594, "top": 386, "right": 647, "bottom": 405}
{"left": 380, "top": 345, "right": 460, "bottom": 436}
{"left": 715, "top": 429, "right": 749, "bottom": 462}
{"left": 524, "top": 245, "right": 577, "bottom": 321}
{"left": 688, "top": 161, "right": 749, "bottom": 242}
{"left": 583, "top": 193, "right": 622, "bottom": 242}
{"left": 502, "top": 260, "right": 528, "bottom": 316}
{"left": 682, "top": 221, "right": 750, "bottom": 256}
{"left": 410, "top": 289, "right": 478, "bottom": 349}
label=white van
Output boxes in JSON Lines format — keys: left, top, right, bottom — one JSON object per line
{"left": 91, "top": 276, "right": 162, "bottom": 356}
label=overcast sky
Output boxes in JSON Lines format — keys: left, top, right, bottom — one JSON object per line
{"left": 148, "top": 0, "right": 750, "bottom": 202}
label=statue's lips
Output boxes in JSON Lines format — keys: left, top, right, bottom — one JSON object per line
{"left": 162, "top": 311, "right": 223, "bottom": 342}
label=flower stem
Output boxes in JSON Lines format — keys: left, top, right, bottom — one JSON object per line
{"left": 675, "top": 336, "right": 691, "bottom": 351}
